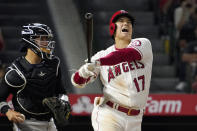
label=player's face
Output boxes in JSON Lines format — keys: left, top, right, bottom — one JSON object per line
{"left": 34, "top": 36, "right": 52, "bottom": 54}
{"left": 114, "top": 16, "right": 132, "bottom": 41}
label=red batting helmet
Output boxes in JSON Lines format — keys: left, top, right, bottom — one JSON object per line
{"left": 109, "top": 10, "right": 135, "bottom": 38}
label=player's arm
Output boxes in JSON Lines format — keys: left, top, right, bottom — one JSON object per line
{"left": 0, "top": 78, "right": 12, "bottom": 114}
{"left": 55, "top": 67, "right": 70, "bottom": 102}
{"left": 71, "top": 52, "right": 101, "bottom": 88}
{"left": 98, "top": 38, "right": 152, "bottom": 66}
{"left": 0, "top": 67, "right": 26, "bottom": 123}
{"left": 71, "top": 64, "right": 99, "bottom": 88}
{"left": 53, "top": 57, "right": 70, "bottom": 102}
{"left": 55, "top": 68, "right": 67, "bottom": 94}
{"left": 98, "top": 47, "right": 141, "bottom": 66}
{"left": 71, "top": 71, "right": 92, "bottom": 88}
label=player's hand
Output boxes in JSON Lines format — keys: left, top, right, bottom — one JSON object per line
{"left": 6, "top": 109, "right": 25, "bottom": 123}
{"left": 84, "top": 59, "right": 101, "bottom": 67}
{"left": 78, "top": 63, "right": 97, "bottom": 78}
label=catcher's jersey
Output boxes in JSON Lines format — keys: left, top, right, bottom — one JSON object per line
{"left": 92, "top": 38, "right": 153, "bottom": 109}
{"left": 0, "top": 56, "right": 66, "bottom": 118}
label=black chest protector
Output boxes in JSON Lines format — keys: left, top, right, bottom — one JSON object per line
{"left": 10, "top": 56, "right": 60, "bottom": 115}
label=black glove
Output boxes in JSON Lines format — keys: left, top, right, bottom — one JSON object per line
{"left": 42, "top": 96, "right": 71, "bottom": 127}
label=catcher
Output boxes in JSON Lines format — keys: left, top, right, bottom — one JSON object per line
{"left": 0, "top": 23, "right": 71, "bottom": 131}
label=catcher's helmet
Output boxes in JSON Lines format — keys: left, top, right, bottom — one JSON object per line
{"left": 109, "top": 10, "right": 135, "bottom": 39}
{"left": 21, "top": 23, "right": 55, "bottom": 59}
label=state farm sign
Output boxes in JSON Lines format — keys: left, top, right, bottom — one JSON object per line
{"left": 69, "top": 94, "right": 197, "bottom": 116}
{"left": 69, "top": 94, "right": 102, "bottom": 116}
{"left": 145, "top": 96, "right": 182, "bottom": 115}
{"left": 72, "top": 96, "right": 93, "bottom": 114}
{"left": 145, "top": 94, "right": 197, "bottom": 116}
{"left": 1, "top": 94, "right": 197, "bottom": 117}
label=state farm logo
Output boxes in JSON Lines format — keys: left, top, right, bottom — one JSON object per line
{"left": 145, "top": 97, "right": 182, "bottom": 114}
{"left": 72, "top": 96, "right": 93, "bottom": 113}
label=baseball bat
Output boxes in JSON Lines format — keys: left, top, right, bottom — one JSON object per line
{"left": 85, "top": 12, "right": 93, "bottom": 63}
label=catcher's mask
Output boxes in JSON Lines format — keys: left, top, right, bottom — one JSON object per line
{"left": 109, "top": 10, "right": 135, "bottom": 39}
{"left": 21, "top": 23, "right": 55, "bottom": 59}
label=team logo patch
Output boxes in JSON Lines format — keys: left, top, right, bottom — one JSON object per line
{"left": 38, "top": 71, "right": 46, "bottom": 77}
{"left": 133, "top": 40, "right": 141, "bottom": 46}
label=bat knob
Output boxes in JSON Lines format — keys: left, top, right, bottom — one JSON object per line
{"left": 85, "top": 13, "right": 93, "bottom": 20}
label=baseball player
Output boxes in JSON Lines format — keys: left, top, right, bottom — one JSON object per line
{"left": 0, "top": 23, "right": 71, "bottom": 131}
{"left": 71, "top": 10, "right": 153, "bottom": 131}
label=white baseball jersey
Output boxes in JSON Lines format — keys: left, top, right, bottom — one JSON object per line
{"left": 91, "top": 38, "right": 153, "bottom": 109}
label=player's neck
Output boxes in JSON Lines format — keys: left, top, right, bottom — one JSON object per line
{"left": 25, "top": 49, "right": 42, "bottom": 64}
{"left": 115, "top": 38, "right": 131, "bottom": 49}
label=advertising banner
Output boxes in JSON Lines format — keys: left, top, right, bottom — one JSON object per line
{"left": 1, "top": 94, "right": 197, "bottom": 116}
{"left": 69, "top": 94, "right": 197, "bottom": 116}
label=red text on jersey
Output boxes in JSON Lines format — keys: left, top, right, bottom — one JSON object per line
{"left": 108, "top": 60, "right": 145, "bottom": 82}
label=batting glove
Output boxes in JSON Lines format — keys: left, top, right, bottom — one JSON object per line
{"left": 78, "top": 63, "right": 97, "bottom": 79}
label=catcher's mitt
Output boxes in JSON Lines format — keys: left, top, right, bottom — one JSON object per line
{"left": 42, "top": 97, "right": 71, "bottom": 127}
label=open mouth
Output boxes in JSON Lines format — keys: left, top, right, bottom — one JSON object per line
{"left": 122, "top": 28, "right": 128, "bottom": 32}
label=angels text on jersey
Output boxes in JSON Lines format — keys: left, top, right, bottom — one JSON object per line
{"left": 107, "top": 60, "right": 144, "bottom": 82}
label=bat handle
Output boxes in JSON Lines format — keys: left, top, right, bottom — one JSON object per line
{"left": 87, "top": 58, "right": 91, "bottom": 63}
{"left": 85, "top": 12, "right": 93, "bottom": 63}
{"left": 85, "top": 13, "right": 93, "bottom": 20}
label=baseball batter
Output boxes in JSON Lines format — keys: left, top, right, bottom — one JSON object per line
{"left": 71, "top": 10, "right": 153, "bottom": 131}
